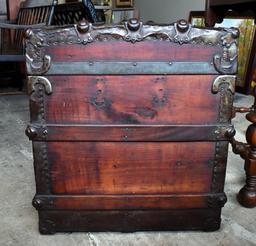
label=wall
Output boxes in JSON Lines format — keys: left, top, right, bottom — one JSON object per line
{"left": 135, "top": 0, "right": 205, "bottom": 23}
{"left": 0, "top": 0, "right": 7, "bottom": 21}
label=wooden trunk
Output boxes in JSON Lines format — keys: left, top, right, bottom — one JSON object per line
{"left": 25, "top": 19, "right": 239, "bottom": 234}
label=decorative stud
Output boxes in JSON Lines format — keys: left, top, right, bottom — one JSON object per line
{"left": 24, "top": 28, "right": 33, "bottom": 39}
{"left": 77, "top": 20, "right": 90, "bottom": 33}
{"left": 176, "top": 19, "right": 189, "bottom": 33}
{"left": 127, "top": 18, "right": 141, "bottom": 32}
{"left": 25, "top": 125, "right": 38, "bottom": 139}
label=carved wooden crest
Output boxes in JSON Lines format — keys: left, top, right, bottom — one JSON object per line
{"left": 25, "top": 19, "right": 239, "bottom": 75}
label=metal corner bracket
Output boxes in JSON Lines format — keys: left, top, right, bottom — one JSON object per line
{"left": 212, "top": 75, "right": 236, "bottom": 94}
{"left": 28, "top": 76, "right": 52, "bottom": 95}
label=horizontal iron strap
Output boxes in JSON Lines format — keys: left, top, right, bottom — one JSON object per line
{"left": 30, "top": 124, "right": 233, "bottom": 142}
{"left": 0, "top": 23, "right": 46, "bottom": 29}
{"left": 0, "top": 55, "right": 25, "bottom": 62}
{"left": 33, "top": 193, "right": 227, "bottom": 210}
{"left": 47, "top": 61, "right": 218, "bottom": 75}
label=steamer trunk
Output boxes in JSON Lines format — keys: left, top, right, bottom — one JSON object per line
{"left": 25, "top": 19, "right": 239, "bottom": 234}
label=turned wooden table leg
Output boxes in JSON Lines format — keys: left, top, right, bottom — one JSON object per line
{"left": 237, "top": 113, "right": 256, "bottom": 208}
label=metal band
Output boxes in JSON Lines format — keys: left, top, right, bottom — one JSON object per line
{"left": 25, "top": 19, "right": 239, "bottom": 75}
{"left": 47, "top": 61, "right": 217, "bottom": 75}
{"left": 212, "top": 75, "right": 236, "bottom": 94}
{"left": 33, "top": 193, "right": 227, "bottom": 210}
{"left": 26, "top": 124, "right": 234, "bottom": 142}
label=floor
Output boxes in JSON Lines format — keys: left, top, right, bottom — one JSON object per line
{"left": 0, "top": 94, "right": 255, "bottom": 246}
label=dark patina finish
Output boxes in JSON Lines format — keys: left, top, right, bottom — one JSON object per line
{"left": 25, "top": 19, "right": 241, "bottom": 234}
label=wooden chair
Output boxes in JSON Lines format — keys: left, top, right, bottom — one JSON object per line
{"left": 205, "top": 0, "right": 256, "bottom": 27}
{"left": 0, "top": 0, "right": 56, "bottom": 59}
{"left": 0, "top": 0, "right": 55, "bottom": 92}
{"left": 205, "top": 0, "right": 256, "bottom": 208}
{"left": 0, "top": 0, "right": 96, "bottom": 92}
{"left": 51, "top": 1, "right": 94, "bottom": 25}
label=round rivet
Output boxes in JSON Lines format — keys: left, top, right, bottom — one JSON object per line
{"left": 176, "top": 19, "right": 189, "bottom": 33}
{"left": 230, "top": 28, "right": 240, "bottom": 39}
{"left": 25, "top": 126, "right": 37, "bottom": 139}
{"left": 43, "top": 129, "right": 48, "bottom": 136}
{"left": 24, "top": 29, "right": 33, "bottom": 39}
{"left": 77, "top": 20, "right": 90, "bottom": 33}
{"left": 32, "top": 198, "right": 43, "bottom": 209}
{"left": 127, "top": 18, "right": 141, "bottom": 32}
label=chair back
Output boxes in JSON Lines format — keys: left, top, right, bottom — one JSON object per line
{"left": 51, "top": 2, "right": 94, "bottom": 25}
{"left": 14, "top": 0, "right": 57, "bottom": 52}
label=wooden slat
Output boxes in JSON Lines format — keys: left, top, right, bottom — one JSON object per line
{"left": 34, "top": 193, "right": 226, "bottom": 210}
{"left": 49, "top": 142, "right": 214, "bottom": 194}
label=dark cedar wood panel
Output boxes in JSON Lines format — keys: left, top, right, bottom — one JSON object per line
{"left": 51, "top": 194, "right": 214, "bottom": 210}
{"left": 45, "top": 75, "right": 220, "bottom": 124}
{"left": 46, "top": 41, "right": 221, "bottom": 63}
{"left": 39, "top": 209, "right": 221, "bottom": 232}
{"left": 49, "top": 142, "right": 214, "bottom": 194}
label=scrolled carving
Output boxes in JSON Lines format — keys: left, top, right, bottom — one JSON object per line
{"left": 28, "top": 76, "right": 52, "bottom": 96}
{"left": 26, "top": 27, "right": 81, "bottom": 74}
{"left": 25, "top": 29, "right": 51, "bottom": 75}
{"left": 213, "top": 28, "right": 238, "bottom": 74}
{"left": 212, "top": 76, "right": 235, "bottom": 124}
{"left": 212, "top": 75, "right": 236, "bottom": 94}
{"left": 26, "top": 54, "right": 51, "bottom": 75}
{"left": 27, "top": 19, "right": 239, "bottom": 75}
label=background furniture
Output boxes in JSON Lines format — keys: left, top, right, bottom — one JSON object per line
{"left": 0, "top": 0, "right": 56, "bottom": 93}
{"left": 92, "top": 0, "right": 138, "bottom": 23}
{"left": 205, "top": 0, "right": 256, "bottom": 208}
{"left": 205, "top": 0, "right": 256, "bottom": 27}
{"left": 0, "top": 0, "right": 96, "bottom": 93}
{"left": 205, "top": 0, "right": 256, "bottom": 95}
